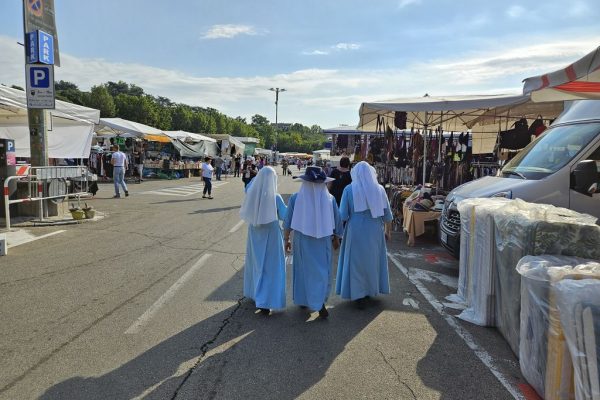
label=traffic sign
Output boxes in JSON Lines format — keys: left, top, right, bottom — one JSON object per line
{"left": 26, "top": 30, "right": 54, "bottom": 64}
{"left": 24, "top": 0, "right": 60, "bottom": 66}
{"left": 25, "top": 64, "right": 55, "bottom": 109}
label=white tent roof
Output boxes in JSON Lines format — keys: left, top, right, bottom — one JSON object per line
{"left": 0, "top": 85, "right": 100, "bottom": 124}
{"left": 96, "top": 117, "right": 164, "bottom": 138}
{"left": 0, "top": 86, "right": 98, "bottom": 158}
{"left": 523, "top": 46, "right": 600, "bottom": 102}
{"left": 164, "top": 130, "right": 216, "bottom": 142}
{"left": 208, "top": 134, "right": 246, "bottom": 153}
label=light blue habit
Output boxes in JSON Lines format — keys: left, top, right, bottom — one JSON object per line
{"left": 283, "top": 193, "right": 342, "bottom": 311}
{"left": 243, "top": 194, "right": 288, "bottom": 309}
{"left": 336, "top": 184, "right": 393, "bottom": 300}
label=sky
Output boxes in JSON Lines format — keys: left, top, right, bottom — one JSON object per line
{"left": 0, "top": 0, "right": 599, "bottom": 128}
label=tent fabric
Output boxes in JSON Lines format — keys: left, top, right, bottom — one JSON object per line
{"left": 0, "top": 117, "right": 94, "bottom": 158}
{"left": 164, "top": 130, "right": 216, "bottom": 143}
{"left": 0, "top": 85, "right": 100, "bottom": 124}
{"left": 208, "top": 134, "right": 246, "bottom": 154}
{"left": 0, "top": 86, "right": 98, "bottom": 158}
{"left": 171, "top": 138, "right": 218, "bottom": 158}
{"left": 96, "top": 117, "right": 164, "bottom": 138}
{"left": 322, "top": 126, "right": 384, "bottom": 136}
{"left": 145, "top": 134, "right": 171, "bottom": 143}
{"left": 523, "top": 46, "right": 600, "bottom": 102}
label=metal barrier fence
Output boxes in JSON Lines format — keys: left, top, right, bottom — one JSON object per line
{"left": 3, "top": 166, "right": 93, "bottom": 230}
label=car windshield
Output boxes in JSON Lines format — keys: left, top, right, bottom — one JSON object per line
{"left": 502, "top": 122, "right": 600, "bottom": 180}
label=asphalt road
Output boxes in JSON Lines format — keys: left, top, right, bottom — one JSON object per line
{"left": 0, "top": 171, "right": 529, "bottom": 400}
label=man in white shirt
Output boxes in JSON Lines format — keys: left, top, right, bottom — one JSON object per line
{"left": 110, "top": 145, "right": 129, "bottom": 198}
{"left": 201, "top": 156, "right": 214, "bottom": 199}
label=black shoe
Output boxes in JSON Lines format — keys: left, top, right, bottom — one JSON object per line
{"left": 259, "top": 308, "right": 270, "bottom": 315}
{"left": 125, "top": 191, "right": 129, "bottom": 197}
{"left": 112, "top": 194, "right": 121, "bottom": 198}
{"left": 355, "top": 297, "right": 367, "bottom": 310}
{"left": 318, "top": 305, "right": 329, "bottom": 318}
{"left": 207, "top": 196, "right": 213, "bottom": 199}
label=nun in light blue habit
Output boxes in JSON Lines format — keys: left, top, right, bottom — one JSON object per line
{"left": 283, "top": 166, "right": 342, "bottom": 318}
{"left": 240, "top": 166, "right": 287, "bottom": 315}
{"left": 336, "top": 161, "right": 393, "bottom": 307}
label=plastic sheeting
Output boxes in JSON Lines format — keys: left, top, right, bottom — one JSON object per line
{"left": 493, "top": 200, "right": 599, "bottom": 356}
{"left": 555, "top": 278, "right": 600, "bottom": 400}
{"left": 452, "top": 198, "right": 510, "bottom": 326}
{"left": 517, "top": 256, "right": 600, "bottom": 400}
{"left": 170, "top": 138, "right": 218, "bottom": 158}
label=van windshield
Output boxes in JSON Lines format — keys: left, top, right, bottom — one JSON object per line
{"left": 502, "top": 122, "right": 600, "bottom": 180}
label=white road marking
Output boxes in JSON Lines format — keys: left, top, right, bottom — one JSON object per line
{"left": 402, "top": 297, "right": 419, "bottom": 309}
{"left": 139, "top": 181, "right": 228, "bottom": 197}
{"left": 388, "top": 252, "right": 524, "bottom": 400}
{"left": 125, "top": 253, "right": 212, "bottom": 334}
{"left": 410, "top": 268, "right": 458, "bottom": 289}
{"left": 6, "top": 229, "right": 66, "bottom": 248}
{"left": 229, "top": 220, "right": 245, "bottom": 233}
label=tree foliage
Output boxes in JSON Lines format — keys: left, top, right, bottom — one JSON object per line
{"left": 49, "top": 80, "right": 324, "bottom": 152}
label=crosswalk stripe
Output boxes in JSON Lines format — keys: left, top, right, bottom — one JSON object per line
{"left": 140, "top": 181, "right": 228, "bottom": 196}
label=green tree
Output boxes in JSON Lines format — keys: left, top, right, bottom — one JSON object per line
{"left": 114, "top": 94, "right": 158, "bottom": 126}
{"left": 84, "top": 85, "right": 116, "bottom": 117}
{"left": 171, "top": 105, "right": 192, "bottom": 131}
{"left": 54, "top": 81, "right": 84, "bottom": 104}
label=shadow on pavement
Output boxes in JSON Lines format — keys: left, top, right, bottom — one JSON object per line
{"left": 189, "top": 206, "right": 241, "bottom": 215}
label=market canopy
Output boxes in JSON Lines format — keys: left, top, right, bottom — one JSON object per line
{"left": 0, "top": 86, "right": 99, "bottom": 158}
{"left": 170, "top": 138, "right": 219, "bottom": 158}
{"left": 208, "top": 134, "right": 246, "bottom": 154}
{"left": 164, "top": 130, "right": 216, "bottom": 143}
{"left": 322, "top": 125, "right": 384, "bottom": 136}
{"left": 95, "top": 117, "right": 165, "bottom": 139}
{"left": 523, "top": 46, "right": 600, "bottom": 102}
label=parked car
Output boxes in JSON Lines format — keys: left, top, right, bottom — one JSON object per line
{"left": 440, "top": 100, "right": 600, "bottom": 257}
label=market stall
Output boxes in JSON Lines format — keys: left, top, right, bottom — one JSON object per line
{"left": 207, "top": 134, "right": 246, "bottom": 157}
{"left": 0, "top": 86, "right": 99, "bottom": 159}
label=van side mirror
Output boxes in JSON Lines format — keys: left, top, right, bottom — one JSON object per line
{"left": 571, "top": 160, "right": 599, "bottom": 196}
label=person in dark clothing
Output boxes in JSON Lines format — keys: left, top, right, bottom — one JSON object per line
{"left": 328, "top": 156, "right": 352, "bottom": 206}
{"left": 234, "top": 155, "right": 242, "bottom": 177}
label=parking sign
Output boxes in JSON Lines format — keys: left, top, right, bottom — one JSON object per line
{"left": 25, "top": 64, "right": 55, "bottom": 109}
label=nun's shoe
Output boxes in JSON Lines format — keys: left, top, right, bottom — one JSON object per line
{"left": 259, "top": 308, "right": 270, "bottom": 315}
{"left": 318, "top": 305, "right": 329, "bottom": 319}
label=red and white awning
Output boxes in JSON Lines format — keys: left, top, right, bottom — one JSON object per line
{"left": 523, "top": 46, "right": 600, "bottom": 102}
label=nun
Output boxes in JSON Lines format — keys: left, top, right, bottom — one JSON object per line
{"left": 283, "top": 166, "right": 343, "bottom": 318}
{"left": 240, "top": 166, "right": 288, "bottom": 315}
{"left": 336, "top": 161, "right": 393, "bottom": 308}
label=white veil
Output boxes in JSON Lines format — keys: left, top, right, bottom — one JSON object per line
{"left": 239, "top": 166, "right": 278, "bottom": 226}
{"left": 350, "top": 161, "right": 388, "bottom": 218}
{"left": 290, "top": 181, "right": 335, "bottom": 239}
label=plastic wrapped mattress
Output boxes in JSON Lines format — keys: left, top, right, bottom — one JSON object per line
{"left": 494, "top": 199, "right": 599, "bottom": 356}
{"left": 452, "top": 198, "right": 510, "bottom": 325}
{"left": 518, "top": 256, "right": 600, "bottom": 400}
{"left": 555, "top": 277, "right": 600, "bottom": 400}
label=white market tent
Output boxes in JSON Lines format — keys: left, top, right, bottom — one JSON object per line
{"left": 523, "top": 46, "right": 600, "bottom": 102}
{"left": 0, "top": 86, "right": 99, "bottom": 158}
{"left": 164, "top": 130, "right": 216, "bottom": 143}
{"left": 358, "top": 93, "right": 565, "bottom": 184}
{"left": 95, "top": 117, "right": 165, "bottom": 139}
{"left": 208, "top": 134, "right": 246, "bottom": 155}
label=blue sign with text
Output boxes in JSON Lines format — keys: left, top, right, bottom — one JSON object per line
{"left": 26, "top": 30, "right": 54, "bottom": 65}
{"left": 29, "top": 66, "right": 51, "bottom": 88}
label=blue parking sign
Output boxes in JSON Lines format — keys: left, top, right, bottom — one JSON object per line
{"left": 26, "top": 30, "right": 54, "bottom": 65}
{"left": 29, "top": 66, "right": 50, "bottom": 88}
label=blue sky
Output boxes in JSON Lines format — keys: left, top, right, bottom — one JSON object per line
{"left": 1, "top": 0, "right": 599, "bottom": 128}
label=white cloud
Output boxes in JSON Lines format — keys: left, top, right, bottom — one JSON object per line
{"left": 398, "top": 0, "right": 421, "bottom": 8}
{"left": 1, "top": 35, "right": 597, "bottom": 127}
{"left": 569, "top": 1, "right": 590, "bottom": 17}
{"left": 200, "top": 24, "right": 261, "bottom": 40}
{"left": 302, "top": 50, "right": 329, "bottom": 56}
{"left": 506, "top": 5, "right": 526, "bottom": 18}
{"left": 333, "top": 43, "right": 361, "bottom": 51}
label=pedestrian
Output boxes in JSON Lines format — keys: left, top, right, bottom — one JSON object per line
{"left": 133, "top": 142, "right": 145, "bottom": 183}
{"left": 281, "top": 158, "right": 289, "bottom": 176}
{"left": 328, "top": 156, "right": 352, "bottom": 206}
{"left": 110, "top": 145, "right": 129, "bottom": 198}
{"left": 234, "top": 155, "right": 241, "bottom": 177}
{"left": 241, "top": 160, "right": 257, "bottom": 188}
{"left": 214, "top": 155, "right": 224, "bottom": 181}
{"left": 336, "top": 161, "right": 393, "bottom": 308}
{"left": 240, "top": 166, "right": 288, "bottom": 315}
{"left": 201, "top": 156, "right": 214, "bottom": 199}
{"left": 283, "top": 166, "right": 343, "bottom": 318}
{"left": 296, "top": 159, "right": 302, "bottom": 171}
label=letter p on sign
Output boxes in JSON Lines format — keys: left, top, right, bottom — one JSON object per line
{"left": 30, "top": 67, "right": 49, "bottom": 88}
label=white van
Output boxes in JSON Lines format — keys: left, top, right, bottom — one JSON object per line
{"left": 440, "top": 100, "right": 600, "bottom": 257}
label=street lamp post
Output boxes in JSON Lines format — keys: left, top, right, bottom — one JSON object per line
{"left": 269, "top": 87, "right": 286, "bottom": 153}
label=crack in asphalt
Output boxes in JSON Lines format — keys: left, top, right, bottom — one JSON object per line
{"left": 375, "top": 347, "right": 417, "bottom": 400}
{"left": 170, "top": 296, "right": 245, "bottom": 400}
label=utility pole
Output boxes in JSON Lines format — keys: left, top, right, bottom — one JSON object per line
{"left": 269, "top": 87, "right": 286, "bottom": 151}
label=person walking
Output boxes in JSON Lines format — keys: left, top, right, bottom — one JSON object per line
{"left": 328, "top": 156, "right": 352, "bottom": 206}
{"left": 241, "top": 159, "right": 257, "bottom": 188}
{"left": 133, "top": 142, "right": 145, "bottom": 183}
{"left": 214, "top": 155, "right": 224, "bottom": 181}
{"left": 240, "top": 166, "right": 288, "bottom": 315}
{"left": 336, "top": 161, "right": 393, "bottom": 308}
{"left": 201, "top": 156, "right": 214, "bottom": 199}
{"left": 283, "top": 166, "right": 342, "bottom": 318}
{"left": 281, "top": 158, "right": 289, "bottom": 176}
{"left": 234, "top": 155, "right": 241, "bottom": 177}
{"left": 110, "top": 145, "right": 129, "bottom": 198}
